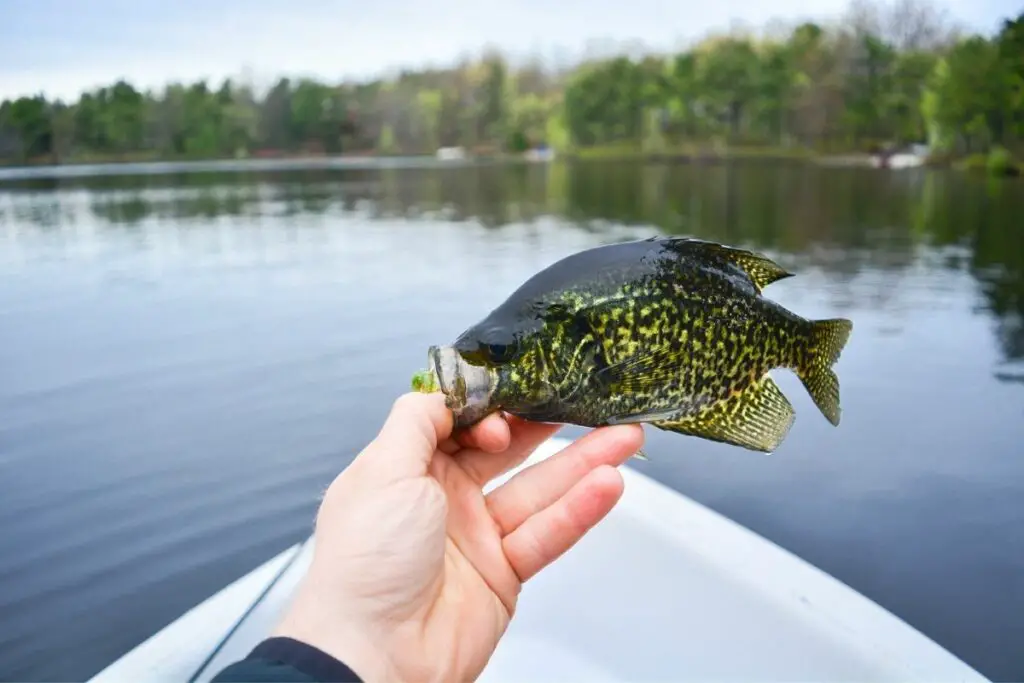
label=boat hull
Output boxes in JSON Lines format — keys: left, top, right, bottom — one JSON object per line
{"left": 90, "top": 436, "right": 987, "bottom": 682}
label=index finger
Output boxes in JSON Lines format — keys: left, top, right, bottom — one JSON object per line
{"left": 454, "top": 415, "right": 563, "bottom": 486}
{"left": 485, "top": 424, "right": 643, "bottom": 536}
{"left": 439, "top": 412, "right": 512, "bottom": 455}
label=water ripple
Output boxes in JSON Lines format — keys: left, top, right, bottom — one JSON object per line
{"left": 1, "top": 161, "right": 1022, "bottom": 681}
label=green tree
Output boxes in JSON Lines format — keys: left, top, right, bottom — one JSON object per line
{"left": 564, "top": 56, "right": 649, "bottom": 147}
{"left": 995, "top": 13, "right": 1024, "bottom": 146}
{"left": 1, "top": 1, "right": 1021, "bottom": 167}
{"left": 696, "top": 36, "right": 762, "bottom": 139}
{"left": 5, "top": 96, "right": 52, "bottom": 160}
{"left": 926, "top": 36, "right": 1005, "bottom": 152}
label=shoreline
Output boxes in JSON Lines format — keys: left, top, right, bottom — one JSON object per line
{"left": 1, "top": 145, "right": 1019, "bottom": 177}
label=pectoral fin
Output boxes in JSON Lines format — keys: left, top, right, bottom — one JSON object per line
{"left": 652, "top": 374, "right": 796, "bottom": 453}
{"left": 593, "top": 348, "right": 687, "bottom": 394}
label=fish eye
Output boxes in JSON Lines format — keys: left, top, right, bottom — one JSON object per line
{"left": 484, "top": 342, "right": 517, "bottom": 363}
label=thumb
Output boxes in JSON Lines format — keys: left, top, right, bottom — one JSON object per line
{"left": 359, "top": 392, "right": 454, "bottom": 479}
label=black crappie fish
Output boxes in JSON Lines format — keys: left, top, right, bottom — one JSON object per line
{"left": 411, "top": 236, "right": 853, "bottom": 453}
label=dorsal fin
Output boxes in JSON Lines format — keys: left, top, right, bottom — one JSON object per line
{"left": 668, "top": 238, "right": 794, "bottom": 292}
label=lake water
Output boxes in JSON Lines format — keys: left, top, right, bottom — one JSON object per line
{"left": 0, "top": 159, "right": 1022, "bottom": 681}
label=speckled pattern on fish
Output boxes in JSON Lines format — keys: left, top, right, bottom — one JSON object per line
{"left": 417, "top": 236, "right": 853, "bottom": 453}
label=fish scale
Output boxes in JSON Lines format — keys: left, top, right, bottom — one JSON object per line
{"left": 413, "top": 236, "right": 853, "bottom": 454}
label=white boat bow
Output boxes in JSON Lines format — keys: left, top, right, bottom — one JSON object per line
{"left": 90, "top": 436, "right": 987, "bottom": 682}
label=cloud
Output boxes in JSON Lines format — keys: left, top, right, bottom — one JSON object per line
{"left": 0, "top": 0, "right": 1016, "bottom": 101}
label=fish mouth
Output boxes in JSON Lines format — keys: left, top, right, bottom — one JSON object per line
{"left": 428, "top": 345, "right": 496, "bottom": 428}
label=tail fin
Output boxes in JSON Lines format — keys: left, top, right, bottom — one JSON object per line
{"left": 797, "top": 318, "right": 853, "bottom": 426}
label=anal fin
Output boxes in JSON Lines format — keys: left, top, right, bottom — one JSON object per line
{"left": 652, "top": 374, "right": 795, "bottom": 453}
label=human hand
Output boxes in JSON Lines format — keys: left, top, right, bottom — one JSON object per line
{"left": 272, "top": 391, "right": 644, "bottom": 682}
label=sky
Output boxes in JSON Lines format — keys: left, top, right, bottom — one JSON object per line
{"left": 1, "top": 0, "right": 1018, "bottom": 101}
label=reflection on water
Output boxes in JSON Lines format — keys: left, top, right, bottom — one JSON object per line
{"left": 5, "top": 162, "right": 1021, "bottom": 368}
{"left": 0, "top": 161, "right": 1022, "bottom": 681}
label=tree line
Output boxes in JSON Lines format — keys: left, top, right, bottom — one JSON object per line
{"left": 1, "top": 0, "right": 1021, "bottom": 166}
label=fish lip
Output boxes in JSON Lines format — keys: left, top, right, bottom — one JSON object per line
{"left": 428, "top": 345, "right": 496, "bottom": 427}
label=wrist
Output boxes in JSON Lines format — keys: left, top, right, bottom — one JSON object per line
{"left": 244, "top": 637, "right": 364, "bottom": 682}
{"left": 273, "top": 582, "right": 396, "bottom": 682}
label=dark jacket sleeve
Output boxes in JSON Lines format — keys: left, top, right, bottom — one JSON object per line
{"left": 211, "top": 637, "right": 363, "bottom": 682}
